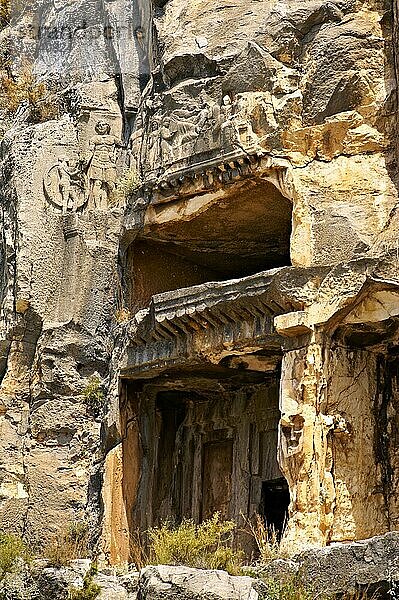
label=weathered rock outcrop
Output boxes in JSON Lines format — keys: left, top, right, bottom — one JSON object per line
{"left": 254, "top": 532, "right": 399, "bottom": 597}
{"left": 0, "top": 0, "right": 399, "bottom": 577}
{"left": 138, "top": 565, "right": 265, "bottom": 600}
{"left": 7, "top": 533, "right": 398, "bottom": 599}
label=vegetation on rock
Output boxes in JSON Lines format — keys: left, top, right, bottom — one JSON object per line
{"left": 46, "top": 522, "right": 90, "bottom": 567}
{"left": 0, "top": 0, "right": 9, "bottom": 28}
{"left": 0, "top": 534, "right": 37, "bottom": 600}
{"left": 83, "top": 377, "right": 105, "bottom": 418}
{"left": 117, "top": 168, "right": 142, "bottom": 197}
{"left": 259, "top": 578, "right": 313, "bottom": 600}
{"left": 0, "top": 534, "right": 30, "bottom": 577}
{"left": 0, "top": 0, "right": 24, "bottom": 27}
{"left": 108, "top": 167, "right": 142, "bottom": 209}
{"left": 246, "top": 514, "right": 291, "bottom": 563}
{"left": 68, "top": 566, "right": 101, "bottom": 600}
{"left": 0, "top": 66, "right": 59, "bottom": 123}
{"left": 147, "top": 513, "right": 243, "bottom": 575}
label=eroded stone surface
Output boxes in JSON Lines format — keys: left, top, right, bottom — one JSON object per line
{"left": 258, "top": 532, "right": 399, "bottom": 596}
{"left": 138, "top": 565, "right": 264, "bottom": 600}
{"left": 1, "top": 0, "right": 399, "bottom": 573}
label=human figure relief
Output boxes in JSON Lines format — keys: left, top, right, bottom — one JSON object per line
{"left": 159, "top": 117, "right": 175, "bottom": 165}
{"left": 56, "top": 157, "right": 80, "bottom": 213}
{"left": 44, "top": 156, "right": 85, "bottom": 214}
{"left": 87, "top": 121, "right": 121, "bottom": 211}
{"left": 220, "top": 95, "right": 236, "bottom": 150}
{"left": 146, "top": 119, "right": 161, "bottom": 171}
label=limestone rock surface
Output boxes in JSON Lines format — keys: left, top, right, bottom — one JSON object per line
{"left": 137, "top": 565, "right": 265, "bottom": 600}
{"left": 1, "top": 0, "right": 399, "bottom": 576}
{"left": 255, "top": 532, "right": 399, "bottom": 596}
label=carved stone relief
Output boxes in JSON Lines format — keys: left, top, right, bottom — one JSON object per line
{"left": 87, "top": 120, "right": 121, "bottom": 210}
{"left": 43, "top": 120, "right": 122, "bottom": 214}
{"left": 44, "top": 156, "right": 86, "bottom": 214}
{"left": 138, "top": 90, "right": 284, "bottom": 177}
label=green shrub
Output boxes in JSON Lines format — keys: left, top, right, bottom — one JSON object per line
{"left": 68, "top": 566, "right": 100, "bottom": 600}
{"left": 261, "top": 579, "right": 313, "bottom": 600}
{"left": 83, "top": 377, "right": 104, "bottom": 418}
{"left": 0, "top": 534, "right": 30, "bottom": 578}
{"left": 148, "top": 513, "right": 243, "bottom": 575}
{"left": 0, "top": 66, "right": 59, "bottom": 123}
{"left": 109, "top": 167, "right": 142, "bottom": 207}
{"left": 117, "top": 168, "right": 142, "bottom": 197}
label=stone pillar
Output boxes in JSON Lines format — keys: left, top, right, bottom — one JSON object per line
{"left": 278, "top": 332, "right": 336, "bottom": 551}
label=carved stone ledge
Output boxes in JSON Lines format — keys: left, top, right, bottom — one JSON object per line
{"left": 133, "top": 151, "right": 292, "bottom": 207}
{"left": 122, "top": 267, "right": 298, "bottom": 376}
{"left": 123, "top": 257, "right": 399, "bottom": 376}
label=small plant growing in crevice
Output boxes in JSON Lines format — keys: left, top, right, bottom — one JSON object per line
{"left": 68, "top": 564, "right": 100, "bottom": 600}
{"left": 117, "top": 167, "right": 142, "bottom": 197}
{"left": 83, "top": 377, "right": 105, "bottom": 418}
{"left": 109, "top": 167, "right": 142, "bottom": 208}
{"left": 0, "top": 0, "right": 10, "bottom": 28}
{"left": 245, "top": 514, "right": 291, "bottom": 564}
{"left": 45, "top": 522, "right": 90, "bottom": 567}
{"left": 115, "top": 307, "right": 131, "bottom": 323}
{"left": 147, "top": 512, "right": 243, "bottom": 575}
{"left": 0, "top": 533, "right": 30, "bottom": 578}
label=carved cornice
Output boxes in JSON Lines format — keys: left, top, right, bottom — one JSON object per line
{"left": 122, "top": 258, "right": 399, "bottom": 377}
{"left": 135, "top": 151, "right": 292, "bottom": 206}
{"left": 123, "top": 268, "right": 295, "bottom": 376}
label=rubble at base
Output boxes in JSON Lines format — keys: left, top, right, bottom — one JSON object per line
{"left": 5, "top": 532, "right": 396, "bottom": 599}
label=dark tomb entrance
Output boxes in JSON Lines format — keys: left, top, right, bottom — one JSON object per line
{"left": 153, "top": 393, "right": 188, "bottom": 522}
{"left": 121, "top": 365, "right": 287, "bottom": 541}
{"left": 260, "top": 477, "right": 290, "bottom": 536}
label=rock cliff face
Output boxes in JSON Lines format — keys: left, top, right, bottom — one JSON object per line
{"left": 0, "top": 0, "right": 399, "bottom": 567}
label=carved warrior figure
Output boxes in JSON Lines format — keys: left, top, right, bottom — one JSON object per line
{"left": 57, "top": 157, "right": 80, "bottom": 213}
{"left": 159, "top": 114, "right": 199, "bottom": 164}
{"left": 87, "top": 120, "right": 121, "bottom": 210}
{"left": 44, "top": 122, "right": 121, "bottom": 214}
{"left": 44, "top": 156, "right": 85, "bottom": 214}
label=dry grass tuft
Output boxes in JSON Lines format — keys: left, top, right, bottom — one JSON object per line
{"left": 45, "top": 522, "right": 90, "bottom": 567}
{"left": 129, "top": 528, "right": 149, "bottom": 572}
{"left": 245, "top": 514, "right": 292, "bottom": 564}
{"left": 0, "top": 0, "right": 10, "bottom": 28}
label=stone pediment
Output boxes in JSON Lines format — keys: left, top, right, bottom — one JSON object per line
{"left": 275, "top": 262, "right": 399, "bottom": 346}
{"left": 123, "top": 268, "right": 292, "bottom": 377}
{"left": 123, "top": 257, "right": 399, "bottom": 377}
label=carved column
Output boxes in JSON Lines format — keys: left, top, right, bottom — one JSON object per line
{"left": 277, "top": 331, "right": 336, "bottom": 551}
